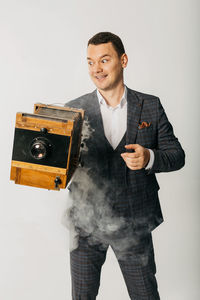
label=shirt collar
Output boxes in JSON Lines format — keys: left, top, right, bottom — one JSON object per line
{"left": 97, "top": 85, "right": 127, "bottom": 109}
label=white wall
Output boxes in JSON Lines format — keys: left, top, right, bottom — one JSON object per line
{"left": 0, "top": 0, "right": 199, "bottom": 299}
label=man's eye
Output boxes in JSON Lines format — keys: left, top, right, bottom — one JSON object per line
{"left": 102, "top": 59, "right": 108, "bottom": 63}
{"left": 88, "top": 61, "right": 93, "bottom": 65}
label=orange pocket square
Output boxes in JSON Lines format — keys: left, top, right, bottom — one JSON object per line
{"left": 138, "top": 121, "right": 151, "bottom": 129}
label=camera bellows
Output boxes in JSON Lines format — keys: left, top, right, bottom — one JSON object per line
{"left": 10, "top": 103, "right": 84, "bottom": 190}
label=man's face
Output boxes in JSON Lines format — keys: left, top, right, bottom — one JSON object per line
{"left": 87, "top": 42, "right": 128, "bottom": 92}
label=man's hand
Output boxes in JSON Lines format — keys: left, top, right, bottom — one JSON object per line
{"left": 121, "top": 144, "right": 150, "bottom": 170}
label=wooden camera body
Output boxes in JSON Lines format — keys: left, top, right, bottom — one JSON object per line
{"left": 10, "top": 103, "right": 84, "bottom": 190}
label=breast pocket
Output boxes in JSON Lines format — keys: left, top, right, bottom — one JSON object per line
{"left": 136, "top": 126, "right": 157, "bottom": 148}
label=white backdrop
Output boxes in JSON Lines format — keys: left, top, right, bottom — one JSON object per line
{"left": 0, "top": 0, "right": 199, "bottom": 299}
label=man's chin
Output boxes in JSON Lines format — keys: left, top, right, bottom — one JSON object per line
{"left": 95, "top": 83, "right": 111, "bottom": 92}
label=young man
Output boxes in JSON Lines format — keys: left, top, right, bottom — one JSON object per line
{"left": 66, "top": 32, "right": 185, "bottom": 300}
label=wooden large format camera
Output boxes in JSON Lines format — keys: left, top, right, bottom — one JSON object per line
{"left": 10, "top": 103, "right": 84, "bottom": 190}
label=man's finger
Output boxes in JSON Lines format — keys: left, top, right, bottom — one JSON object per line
{"left": 125, "top": 144, "right": 140, "bottom": 150}
{"left": 121, "top": 154, "right": 143, "bottom": 165}
{"left": 127, "top": 161, "right": 140, "bottom": 167}
{"left": 121, "top": 152, "right": 140, "bottom": 158}
{"left": 122, "top": 157, "right": 141, "bottom": 164}
{"left": 126, "top": 162, "right": 142, "bottom": 170}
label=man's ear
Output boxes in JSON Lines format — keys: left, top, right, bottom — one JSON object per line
{"left": 121, "top": 53, "right": 128, "bottom": 68}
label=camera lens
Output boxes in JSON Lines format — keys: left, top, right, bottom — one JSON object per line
{"left": 30, "top": 138, "right": 50, "bottom": 160}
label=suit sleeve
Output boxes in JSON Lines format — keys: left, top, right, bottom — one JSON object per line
{"left": 147, "top": 98, "right": 185, "bottom": 174}
{"left": 65, "top": 99, "right": 79, "bottom": 108}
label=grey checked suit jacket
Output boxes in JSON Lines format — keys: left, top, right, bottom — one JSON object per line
{"left": 66, "top": 87, "right": 185, "bottom": 233}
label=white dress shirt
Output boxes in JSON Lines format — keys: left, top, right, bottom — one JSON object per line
{"left": 97, "top": 86, "right": 154, "bottom": 170}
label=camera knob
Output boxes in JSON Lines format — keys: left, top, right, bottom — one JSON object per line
{"left": 40, "top": 128, "right": 48, "bottom": 134}
{"left": 54, "top": 176, "right": 61, "bottom": 189}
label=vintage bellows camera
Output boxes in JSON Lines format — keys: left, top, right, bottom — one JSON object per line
{"left": 10, "top": 103, "right": 84, "bottom": 190}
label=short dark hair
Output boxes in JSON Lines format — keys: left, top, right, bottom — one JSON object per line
{"left": 88, "top": 32, "right": 125, "bottom": 57}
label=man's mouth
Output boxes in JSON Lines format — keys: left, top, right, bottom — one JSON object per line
{"left": 95, "top": 75, "right": 108, "bottom": 80}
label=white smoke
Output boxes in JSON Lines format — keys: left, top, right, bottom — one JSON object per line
{"left": 62, "top": 167, "right": 129, "bottom": 252}
{"left": 62, "top": 119, "right": 152, "bottom": 264}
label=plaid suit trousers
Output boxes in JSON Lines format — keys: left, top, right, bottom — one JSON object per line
{"left": 70, "top": 233, "right": 160, "bottom": 300}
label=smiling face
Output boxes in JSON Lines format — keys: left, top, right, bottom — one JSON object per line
{"left": 87, "top": 42, "right": 128, "bottom": 92}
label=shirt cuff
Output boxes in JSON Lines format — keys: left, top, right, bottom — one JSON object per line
{"left": 145, "top": 149, "right": 155, "bottom": 170}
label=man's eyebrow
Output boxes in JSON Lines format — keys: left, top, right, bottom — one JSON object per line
{"left": 87, "top": 54, "right": 111, "bottom": 60}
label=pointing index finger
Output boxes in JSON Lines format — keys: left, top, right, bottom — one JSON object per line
{"left": 125, "top": 144, "right": 139, "bottom": 149}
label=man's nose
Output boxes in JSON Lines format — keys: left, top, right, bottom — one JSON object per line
{"left": 93, "top": 62, "right": 103, "bottom": 73}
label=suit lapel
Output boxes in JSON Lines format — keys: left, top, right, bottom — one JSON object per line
{"left": 85, "top": 90, "right": 110, "bottom": 146}
{"left": 126, "top": 88, "right": 144, "bottom": 145}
